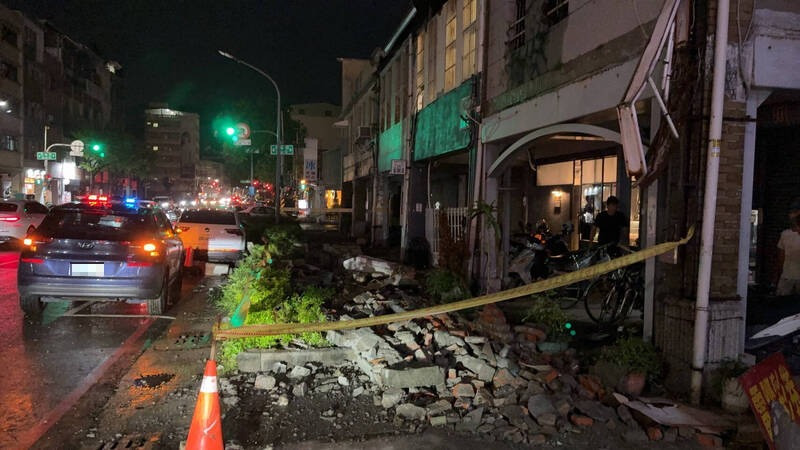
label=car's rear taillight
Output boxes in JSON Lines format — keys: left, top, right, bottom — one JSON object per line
{"left": 128, "top": 241, "right": 163, "bottom": 262}
{"left": 0, "top": 216, "right": 20, "bottom": 222}
{"left": 177, "top": 226, "right": 191, "bottom": 232}
{"left": 20, "top": 257, "right": 44, "bottom": 264}
{"left": 225, "top": 228, "right": 243, "bottom": 236}
{"left": 126, "top": 260, "right": 153, "bottom": 267}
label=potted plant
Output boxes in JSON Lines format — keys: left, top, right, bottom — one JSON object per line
{"left": 524, "top": 292, "right": 574, "bottom": 353}
{"left": 598, "top": 336, "right": 663, "bottom": 397}
{"left": 712, "top": 359, "right": 750, "bottom": 413}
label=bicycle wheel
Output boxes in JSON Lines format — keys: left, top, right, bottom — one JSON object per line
{"left": 583, "top": 276, "right": 623, "bottom": 325}
{"left": 556, "top": 282, "right": 585, "bottom": 309}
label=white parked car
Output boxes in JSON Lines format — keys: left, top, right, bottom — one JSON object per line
{"left": 176, "top": 209, "right": 245, "bottom": 264}
{"left": 0, "top": 200, "right": 49, "bottom": 243}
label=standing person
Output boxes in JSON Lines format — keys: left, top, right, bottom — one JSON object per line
{"left": 592, "top": 195, "right": 629, "bottom": 255}
{"left": 776, "top": 206, "right": 800, "bottom": 296}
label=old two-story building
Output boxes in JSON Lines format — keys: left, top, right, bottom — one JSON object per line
{"left": 344, "top": 0, "right": 800, "bottom": 399}
{"left": 338, "top": 58, "right": 377, "bottom": 239}
{"left": 478, "top": 0, "right": 800, "bottom": 398}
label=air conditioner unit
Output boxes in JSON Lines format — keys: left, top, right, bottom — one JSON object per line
{"left": 356, "top": 126, "right": 372, "bottom": 141}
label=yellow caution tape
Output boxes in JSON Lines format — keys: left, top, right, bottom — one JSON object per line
{"left": 213, "top": 227, "right": 694, "bottom": 340}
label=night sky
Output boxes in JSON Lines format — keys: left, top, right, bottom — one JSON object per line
{"left": 7, "top": 0, "right": 410, "bottom": 141}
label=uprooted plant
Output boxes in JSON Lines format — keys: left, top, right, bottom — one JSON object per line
{"left": 216, "top": 242, "right": 328, "bottom": 371}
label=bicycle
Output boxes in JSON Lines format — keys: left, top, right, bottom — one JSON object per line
{"left": 550, "top": 243, "right": 612, "bottom": 309}
{"left": 581, "top": 247, "right": 644, "bottom": 325}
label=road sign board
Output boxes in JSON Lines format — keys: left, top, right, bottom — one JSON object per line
{"left": 36, "top": 152, "right": 57, "bottom": 161}
{"left": 234, "top": 139, "right": 252, "bottom": 146}
{"left": 70, "top": 139, "right": 84, "bottom": 153}
{"left": 236, "top": 122, "right": 251, "bottom": 139}
{"left": 240, "top": 179, "right": 250, "bottom": 184}
{"left": 269, "top": 144, "right": 294, "bottom": 155}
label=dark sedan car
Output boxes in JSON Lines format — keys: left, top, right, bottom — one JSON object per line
{"left": 17, "top": 197, "right": 184, "bottom": 315}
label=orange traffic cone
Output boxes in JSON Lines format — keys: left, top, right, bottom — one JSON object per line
{"left": 184, "top": 247, "right": 194, "bottom": 268}
{"left": 186, "top": 360, "right": 223, "bottom": 450}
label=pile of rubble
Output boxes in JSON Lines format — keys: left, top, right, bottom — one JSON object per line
{"left": 225, "top": 255, "right": 734, "bottom": 447}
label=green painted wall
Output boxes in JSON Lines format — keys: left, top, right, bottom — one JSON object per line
{"left": 413, "top": 79, "right": 474, "bottom": 161}
{"left": 378, "top": 121, "right": 403, "bottom": 172}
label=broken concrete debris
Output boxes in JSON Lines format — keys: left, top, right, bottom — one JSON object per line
{"left": 220, "top": 260, "right": 736, "bottom": 447}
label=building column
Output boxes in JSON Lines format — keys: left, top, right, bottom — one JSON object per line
{"left": 479, "top": 144, "right": 501, "bottom": 291}
{"left": 737, "top": 89, "right": 769, "bottom": 352}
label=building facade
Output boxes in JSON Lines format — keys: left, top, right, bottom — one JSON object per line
{"left": 289, "top": 102, "right": 343, "bottom": 210}
{"left": 0, "top": 4, "right": 119, "bottom": 202}
{"left": 343, "top": 0, "right": 800, "bottom": 396}
{"left": 144, "top": 104, "right": 200, "bottom": 199}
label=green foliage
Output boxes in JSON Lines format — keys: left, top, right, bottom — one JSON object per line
{"left": 209, "top": 99, "right": 307, "bottom": 186}
{"left": 601, "top": 337, "right": 663, "bottom": 381}
{"left": 524, "top": 292, "right": 571, "bottom": 341}
{"left": 426, "top": 268, "right": 470, "bottom": 303}
{"left": 710, "top": 358, "right": 750, "bottom": 397}
{"left": 263, "top": 222, "right": 302, "bottom": 258}
{"left": 469, "top": 201, "right": 501, "bottom": 243}
{"left": 216, "top": 246, "right": 329, "bottom": 371}
{"left": 218, "top": 287, "right": 329, "bottom": 371}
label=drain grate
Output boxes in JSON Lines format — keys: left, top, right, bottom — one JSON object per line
{"left": 174, "top": 332, "right": 211, "bottom": 349}
{"left": 133, "top": 373, "right": 175, "bottom": 389}
{"left": 92, "top": 434, "right": 160, "bottom": 450}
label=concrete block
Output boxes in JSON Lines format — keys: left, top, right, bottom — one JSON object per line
{"left": 236, "top": 347, "right": 358, "bottom": 373}
{"left": 381, "top": 365, "right": 445, "bottom": 389}
{"left": 236, "top": 351, "right": 261, "bottom": 373}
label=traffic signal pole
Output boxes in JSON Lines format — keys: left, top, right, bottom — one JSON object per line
{"left": 217, "top": 50, "right": 282, "bottom": 224}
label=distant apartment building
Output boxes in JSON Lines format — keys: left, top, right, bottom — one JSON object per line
{"left": 0, "top": 3, "right": 118, "bottom": 200}
{"left": 0, "top": 4, "right": 24, "bottom": 197}
{"left": 289, "top": 102, "right": 342, "bottom": 209}
{"left": 144, "top": 104, "right": 200, "bottom": 198}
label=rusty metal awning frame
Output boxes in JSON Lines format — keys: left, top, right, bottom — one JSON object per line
{"left": 617, "top": 0, "right": 683, "bottom": 179}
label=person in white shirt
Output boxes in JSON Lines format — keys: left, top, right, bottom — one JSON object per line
{"left": 776, "top": 212, "right": 800, "bottom": 296}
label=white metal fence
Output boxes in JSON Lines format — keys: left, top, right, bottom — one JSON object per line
{"left": 425, "top": 207, "right": 470, "bottom": 264}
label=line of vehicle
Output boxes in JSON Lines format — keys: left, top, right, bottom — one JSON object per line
{"left": 14, "top": 318, "right": 155, "bottom": 449}
{"left": 65, "top": 313, "right": 176, "bottom": 320}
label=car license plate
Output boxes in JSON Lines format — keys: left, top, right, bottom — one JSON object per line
{"left": 71, "top": 263, "right": 104, "bottom": 277}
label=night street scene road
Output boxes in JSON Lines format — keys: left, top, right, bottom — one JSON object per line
{"left": 0, "top": 0, "right": 798, "bottom": 449}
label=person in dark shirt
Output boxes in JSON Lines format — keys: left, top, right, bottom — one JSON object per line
{"left": 592, "top": 196, "right": 629, "bottom": 253}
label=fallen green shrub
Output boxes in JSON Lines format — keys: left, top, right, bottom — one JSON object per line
{"left": 216, "top": 273, "right": 330, "bottom": 371}
{"left": 426, "top": 268, "right": 470, "bottom": 302}
{"left": 263, "top": 222, "right": 303, "bottom": 259}
{"left": 216, "top": 245, "right": 290, "bottom": 316}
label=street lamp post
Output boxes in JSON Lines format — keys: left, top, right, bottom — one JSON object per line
{"left": 218, "top": 50, "right": 282, "bottom": 224}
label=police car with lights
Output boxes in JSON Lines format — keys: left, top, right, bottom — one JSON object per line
{"left": 17, "top": 195, "right": 184, "bottom": 316}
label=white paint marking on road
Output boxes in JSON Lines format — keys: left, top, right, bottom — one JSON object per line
{"left": 64, "top": 313, "right": 176, "bottom": 320}
{"left": 15, "top": 318, "right": 155, "bottom": 448}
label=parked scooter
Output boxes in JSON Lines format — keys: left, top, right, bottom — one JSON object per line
{"left": 507, "top": 220, "right": 571, "bottom": 285}
{"left": 507, "top": 220, "right": 606, "bottom": 309}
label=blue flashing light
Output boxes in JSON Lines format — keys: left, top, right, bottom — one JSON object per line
{"left": 124, "top": 197, "right": 138, "bottom": 207}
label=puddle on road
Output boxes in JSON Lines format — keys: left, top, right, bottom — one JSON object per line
{"left": 132, "top": 373, "right": 175, "bottom": 389}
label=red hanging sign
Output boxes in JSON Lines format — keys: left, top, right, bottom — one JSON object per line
{"left": 739, "top": 352, "right": 800, "bottom": 449}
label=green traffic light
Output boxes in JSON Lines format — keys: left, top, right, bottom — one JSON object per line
{"left": 225, "top": 127, "right": 236, "bottom": 136}
{"left": 564, "top": 322, "right": 572, "bottom": 329}
{"left": 92, "top": 144, "right": 101, "bottom": 151}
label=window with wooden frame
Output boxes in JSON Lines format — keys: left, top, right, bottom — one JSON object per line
{"left": 427, "top": 23, "right": 437, "bottom": 103}
{"left": 508, "top": 0, "right": 526, "bottom": 51}
{"left": 462, "top": 0, "right": 477, "bottom": 80}
{"left": 444, "top": 5, "right": 457, "bottom": 91}
{"left": 415, "top": 32, "right": 425, "bottom": 110}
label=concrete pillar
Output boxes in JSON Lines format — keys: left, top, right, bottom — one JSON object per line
{"left": 737, "top": 90, "right": 769, "bottom": 352}
{"left": 482, "top": 143, "right": 501, "bottom": 291}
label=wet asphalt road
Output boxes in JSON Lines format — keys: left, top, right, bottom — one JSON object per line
{"left": 0, "top": 249, "right": 177, "bottom": 448}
